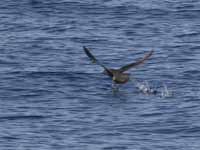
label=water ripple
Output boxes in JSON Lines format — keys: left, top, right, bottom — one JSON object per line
{"left": 0, "top": 0, "right": 200, "bottom": 150}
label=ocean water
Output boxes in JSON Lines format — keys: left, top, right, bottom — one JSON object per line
{"left": 0, "top": 0, "right": 200, "bottom": 149}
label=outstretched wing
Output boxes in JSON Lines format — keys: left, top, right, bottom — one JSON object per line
{"left": 119, "top": 50, "right": 154, "bottom": 73}
{"left": 83, "top": 46, "right": 113, "bottom": 77}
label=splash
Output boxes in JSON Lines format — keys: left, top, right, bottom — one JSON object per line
{"left": 134, "top": 79, "right": 172, "bottom": 97}
{"left": 161, "top": 83, "right": 172, "bottom": 98}
{"left": 135, "top": 80, "right": 157, "bottom": 95}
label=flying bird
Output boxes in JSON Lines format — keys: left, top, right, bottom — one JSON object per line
{"left": 83, "top": 46, "right": 153, "bottom": 85}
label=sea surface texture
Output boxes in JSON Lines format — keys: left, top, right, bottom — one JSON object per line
{"left": 0, "top": 0, "right": 200, "bottom": 149}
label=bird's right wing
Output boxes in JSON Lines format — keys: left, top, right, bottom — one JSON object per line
{"left": 83, "top": 46, "right": 113, "bottom": 77}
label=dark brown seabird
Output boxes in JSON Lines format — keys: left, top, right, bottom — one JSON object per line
{"left": 83, "top": 46, "right": 153, "bottom": 85}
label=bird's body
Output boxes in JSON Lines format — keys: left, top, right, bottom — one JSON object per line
{"left": 83, "top": 46, "right": 153, "bottom": 85}
{"left": 104, "top": 69, "right": 130, "bottom": 84}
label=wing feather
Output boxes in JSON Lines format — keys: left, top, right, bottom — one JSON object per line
{"left": 119, "top": 50, "right": 153, "bottom": 73}
{"left": 83, "top": 46, "right": 113, "bottom": 77}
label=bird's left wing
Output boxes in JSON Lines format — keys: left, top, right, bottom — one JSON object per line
{"left": 119, "top": 50, "right": 154, "bottom": 73}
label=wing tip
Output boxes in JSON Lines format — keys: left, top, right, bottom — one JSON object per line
{"left": 146, "top": 49, "right": 154, "bottom": 58}
{"left": 83, "top": 46, "right": 91, "bottom": 55}
{"left": 83, "top": 46, "right": 97, "bottom": 63}
{"left": 149, "top": 49, "right": 154, "bottom": 54}
{"left": 83, "top": 46, "right": 88, "bottom": 51}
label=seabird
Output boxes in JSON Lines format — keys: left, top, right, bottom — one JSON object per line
{"left": 83, "top": 46, "right": 153, "bottom": 85}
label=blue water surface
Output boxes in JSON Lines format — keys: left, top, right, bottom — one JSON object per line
{"left": 0, "top": 0, "right": 200, "bottom": 149}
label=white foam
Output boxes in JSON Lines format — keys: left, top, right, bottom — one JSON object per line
{"left": 161, "top": 83, "right": 172, "bottom": 98}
